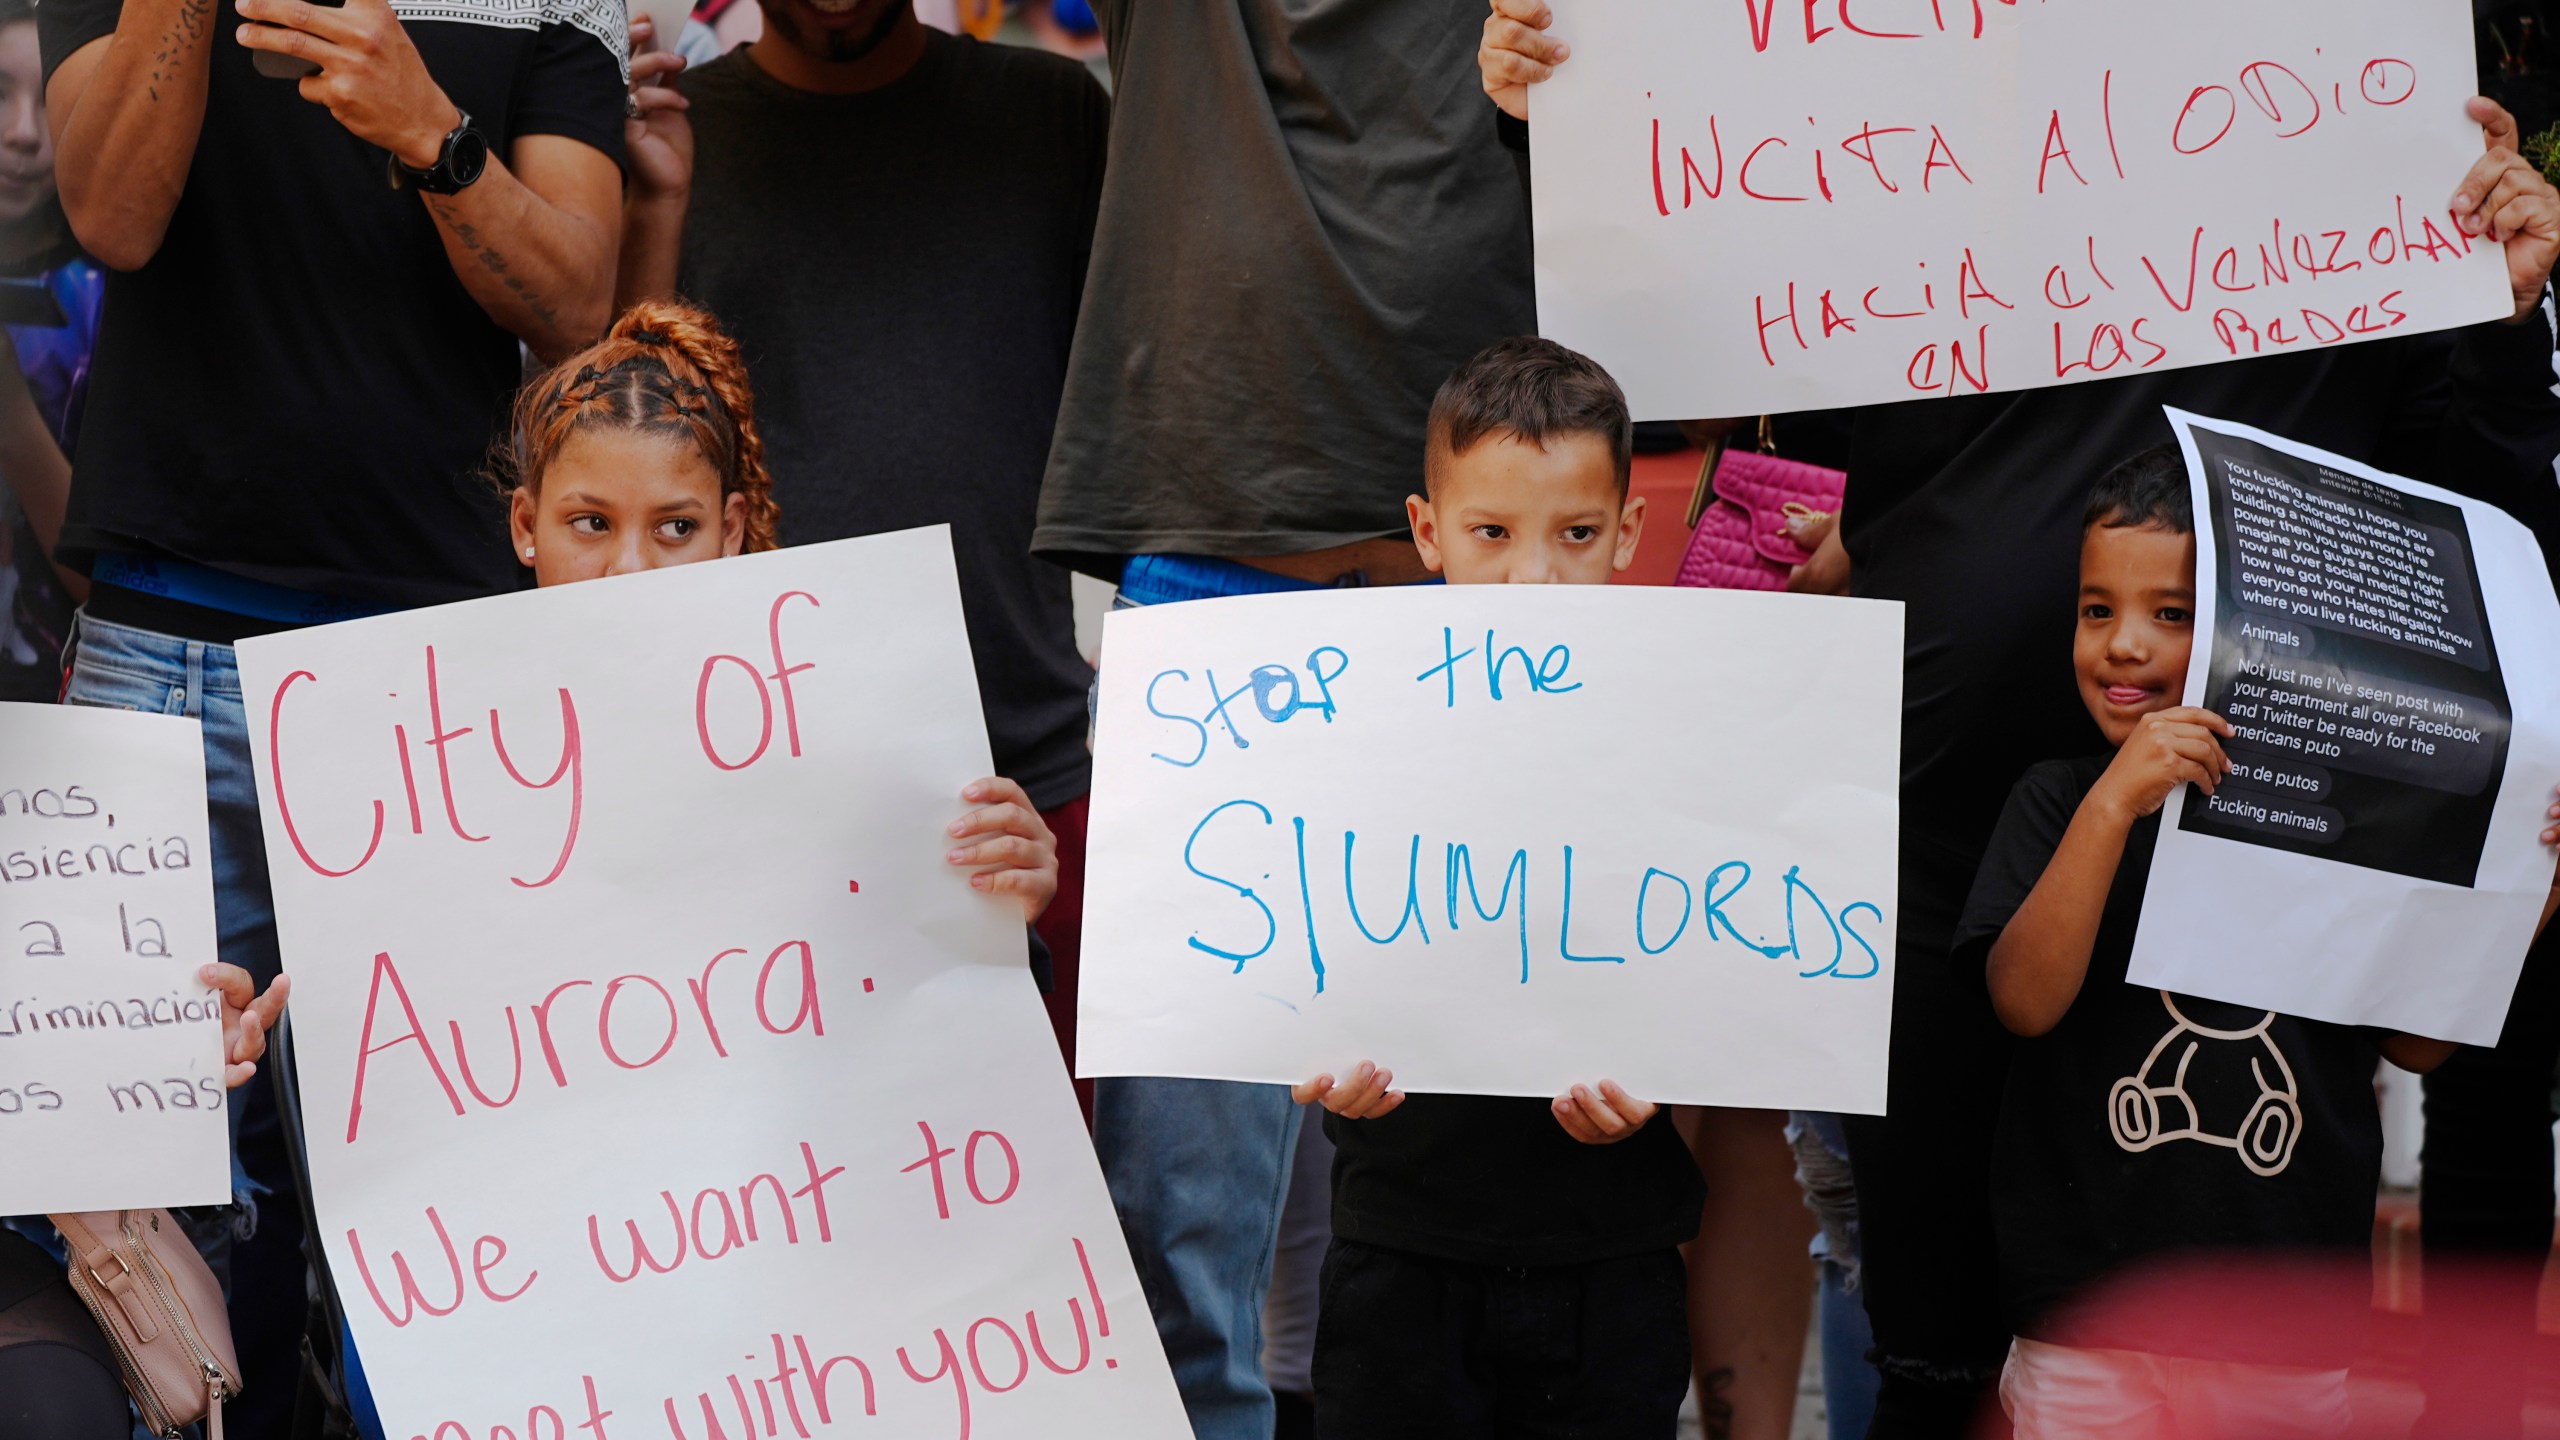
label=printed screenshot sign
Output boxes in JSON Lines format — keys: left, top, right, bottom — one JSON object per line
{"left": 1078, "top": 585, "right": 1904, "bottom": 1114}
{"left": 2181, "top": 425, "right": 2511, "bottom": 884}
{"left": 0, "top": 704, "right": 227, "bottom": 1213}
{"left": 2131, "top": 413, "right": 2560, "bottom": 1043}
{"left": 1531, "top": 0, "right": 2510, "bottom": 418}
{"left": 237, "top": 531, "right": 1188, "bottom": 1440}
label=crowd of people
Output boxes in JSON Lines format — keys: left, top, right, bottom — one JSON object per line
{"left": 4, "top": 0, "right": 2560, "bottom": 1438}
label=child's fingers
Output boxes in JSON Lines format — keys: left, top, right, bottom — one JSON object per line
{"left": 949, "top": 834, "right": 1046, "bottom": 868}
{"left": 950, "top": 801, "right": 1044, "bottom": 841}
{"left": 960, "top": 777, "right": 1034, "bottom": 811}
{"left": 1595, "top": 1079, "right": 1656, "bottom": 1128}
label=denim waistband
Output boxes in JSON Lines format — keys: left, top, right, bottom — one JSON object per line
{"left": 1118, "top": 553, "right": 1446, "bottom": 607}
{"left": 67, "top": 611, "right": 246, "bottom": 696}
{"left": 93, "top": 554, "right": 396, "bottom": 627}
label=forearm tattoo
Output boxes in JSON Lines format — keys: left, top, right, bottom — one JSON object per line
{"left": 428, "top": 197, "right": 566, "bottom": 337}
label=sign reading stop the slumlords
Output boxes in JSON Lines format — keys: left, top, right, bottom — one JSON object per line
{"left": 238, "top": 530, "right": 1188, "bottom": 1440}
{"left": 1531, "top": 0, "right": 2510, "bottom": 418}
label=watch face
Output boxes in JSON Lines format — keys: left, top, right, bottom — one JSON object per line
{"left": 450, "top": 129, "right": 491, "bottom": 187}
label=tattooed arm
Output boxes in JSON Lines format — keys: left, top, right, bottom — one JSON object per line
{"left": 418, "top": 135, "right": 619, "bottom": 361}
{"left": 47, "top": 0, "right": 220, "bottom": 271}
{"left": 227, "top": 0, "right": 617, "bottom": 358}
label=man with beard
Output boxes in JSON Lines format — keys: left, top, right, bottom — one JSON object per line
{"left": 617, "top": 0, "right": 1105, "bottom": 1068}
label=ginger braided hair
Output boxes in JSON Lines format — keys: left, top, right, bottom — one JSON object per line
{"left": 500, "top": 300, "right": 781, "bottom": 553}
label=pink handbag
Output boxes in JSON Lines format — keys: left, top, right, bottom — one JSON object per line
{"left": 1673, "top": 419, "right": 1847, "bottom": 592}
{"left": 50, "top": 1209, "right": 243, "bottom": 1438}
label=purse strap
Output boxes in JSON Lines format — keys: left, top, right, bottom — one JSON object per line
{"left": 1683, "top": 415, "right": 1780, "bottom": 529}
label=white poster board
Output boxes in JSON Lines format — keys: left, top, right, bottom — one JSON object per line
{"left": 236, "top": 531, "right": 1187, "bottom": 1440}
{"left": 0, "top": 703, "right": 226, "bottom": 1213}
{"left": 1077, "top": 586, "right": 1903, "bottom": 1113}
{"left": 2131, "top": 411, "right": 2560, "bottom": 1043}
{"left": 1532, "top": 0, "right": 2511, "bottom": 419}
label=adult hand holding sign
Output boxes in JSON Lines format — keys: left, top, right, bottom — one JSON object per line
{"left": 1498, "top": 1, "right": 2560, "bottom": 416}
{"left": 2451, "top": 98, "right": 2560, "bottom": 319}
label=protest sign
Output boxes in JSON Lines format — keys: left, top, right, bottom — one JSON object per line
{"left": 2130, "top": 412, "right": 2560, "bottom": 1043}
{"left": 1530, "top": 0, "right": 2511, "bottom": 419}
{"left": 236, "top": 530, "right": 1187, "bottom": 1440}
{"left": 0, "top": 703, "right": 226, "bottom": 1213}
{"left": 1077, "top": 585, "right": 1903, "bottom": 1113}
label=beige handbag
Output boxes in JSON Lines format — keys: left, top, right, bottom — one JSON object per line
{"left": 48, "top": 1210, "right": 243, "bottom": 1438}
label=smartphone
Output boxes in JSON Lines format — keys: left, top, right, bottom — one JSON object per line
{"left": 0, "top": 279, "right": 65, "bottom": 330}
{"left": 251, "top": 0, "right": 346, "bottom": 80}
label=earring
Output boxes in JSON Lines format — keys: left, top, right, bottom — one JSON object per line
{"left": 522, "top": 546, "right": 535, "bottom": 559}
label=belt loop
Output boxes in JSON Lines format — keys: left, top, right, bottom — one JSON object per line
{"left": 182, "top": 642, "right": 207, "bottom": 720}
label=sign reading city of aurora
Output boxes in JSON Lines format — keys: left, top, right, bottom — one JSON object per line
{"left": 2131, "top": 412, "right": 2560, "bottom": 1044}
{"left": 1077, "top": 586, "right": 1903, "bottom": 1113}
{"left": 236, "top": 530, "right": 1188, "bottom": 1440}
{"left": 0, "top": 703, "right": 226, "bottom": 1213}
{"left": 1530, "top": 0, "right": 2511, "bottom": 419}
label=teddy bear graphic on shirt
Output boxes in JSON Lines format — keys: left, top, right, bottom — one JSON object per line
{"left": 2106, "top": 992, "right": 2304, "bottom": 1177}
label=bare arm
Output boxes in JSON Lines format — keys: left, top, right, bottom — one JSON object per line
{"left": 233, "top": 0, "right": 618, "bottom": 358}
{"left": 46, "top": 4, "right": 218, "bottom": 271}
{"left": 2379, "top": 1034, "right": 2459, "bottom": 1074}
{"left": 1987, "top": 709, "right": 2232, "bottom": 1037}
{"left": 422, "top": 136, "right": 619, "bottom": 360}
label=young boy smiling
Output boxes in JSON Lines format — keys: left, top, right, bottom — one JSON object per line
{"left": 1293, "top": 337, "right": 1702, "bottom": 1440}
{"left": 1959, "top": 446, "right": 2480, "bottom": 1438}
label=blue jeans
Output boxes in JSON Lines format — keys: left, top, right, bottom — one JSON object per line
{"left": 62, "top": 613, "right": 310, "bottom": 1436}
{"left": 1094, "top": 554, "right": 1341, "bottom": 1440}
{"left": 1095, "top": 1078, "right": 1304, "bottom": 1440}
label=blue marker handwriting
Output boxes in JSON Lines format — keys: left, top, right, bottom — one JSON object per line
{"left": 1415, "top": 628, "right": 1581, "bottom": 708}
{"left": 1178, "top": 798, "right": 1884, "bottom": 997}
{"left": 1145, "top": 647, "right": 1351, "bottom": 768}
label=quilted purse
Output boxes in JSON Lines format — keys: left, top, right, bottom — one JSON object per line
{"left": 1673, "top": 417, "right": 1848, "bottom": 592}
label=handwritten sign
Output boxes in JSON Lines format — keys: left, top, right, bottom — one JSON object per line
{"left": 235, "top": 531, "right": 1188, "bottom": 1440}
{"left": 2134, "top": 412, "right": 2560, "bottom": 1043}
{"left": 1077, "top": 586, "right": 1903, "bottom": 1112}
{"left": 0, "top": 703, "right": 225, "bottom": 1213}
{"left": 1531, "top": 0, "right": 2511, "bottom": 418}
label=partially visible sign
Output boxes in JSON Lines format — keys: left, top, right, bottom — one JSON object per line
{"left": 2134, "top": 411, "right": 2560, "bottom": 1043}
{"left": 1532, "top": 0, "right": 2509, "bottom": 417}
{"left": 0, "top": 703, "right": 225, "bottom": 1214}
{"left": 237, "top": 530, "right": 1189, "bottom": 1440}
{"left": 1078, "top": 585, "right": 1904, "bottom": 1113}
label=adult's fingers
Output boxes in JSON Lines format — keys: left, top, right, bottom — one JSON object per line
{"left": 1595, "top": 1079, "right": 1656, "bottom": 1128}
{"left": 1491, "top": 0, "right": 1555, "bottom": 27}
{"left": 2467, "top": 161, "right": 2548, "bottom": 239}
{"left": 2471, "top": 95, "right": 2523, "bottom": 156}
{"left": 1291, "top": 1075, "right": 1333, "bottom": 1106}
{"left": 962, "top": 776, "right": 1034, "bottom": 810}
{"left": 631, "top": 88, "right": 689, "bottom": 116}
{"left": 632, "top": 50, "right": 687, "bottom": 84}
{"left": 199, "top": 962, "right": 254, "bottom": 1011}
{"left": 2453, "top": 149, "right": 2527, "bottom": 228}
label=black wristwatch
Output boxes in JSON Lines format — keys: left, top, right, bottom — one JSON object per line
{"left": 386, "top": 110, "right": 490, "bottom": 196}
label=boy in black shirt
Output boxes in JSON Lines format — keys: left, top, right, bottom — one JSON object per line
{"left": 1292, "top": 337, "right": 1702, "bottom": 1439}
{"left": 1956, "top": 447, "right": 2493, "bottom": 1437}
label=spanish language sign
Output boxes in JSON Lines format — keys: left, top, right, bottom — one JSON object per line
{"left": 1530, "top": 0, "right": 2511, "bottom": 418}
{"left": 0, "top": 703, "right": 226, "bottom": 1213}
{"left": 2131, "top": 412, "right": 2560, "bottom": 1043}
{"left": 236, "top": 531, "right": 1187, "bottom": 1440}
{"left": 1077, "top": 586, "right": 1903, "bottom": 1113}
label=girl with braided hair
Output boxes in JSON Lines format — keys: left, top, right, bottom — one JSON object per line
{"left": 498, "top": 300, "right": 1061, "bottom": 922}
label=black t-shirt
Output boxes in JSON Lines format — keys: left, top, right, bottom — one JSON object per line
{"left": 1956, "top": 758, "right": 2385, "bottom": 1357}
{"left": 674, "top": 37, "right": 1101, "bottom": 809}
{"left": 1849, "top": 317, "right": 2560, "bottom": 954}
{"left": 1324, "top": 1095, "right": 1705, "bottom": 1269}
{"left": 1033, "top": 0, "right": 1539, "bottom": 577}
{"left": 40, "top": 0, "right": 626, "bottom": 607}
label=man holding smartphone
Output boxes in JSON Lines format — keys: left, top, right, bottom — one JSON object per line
{"left": 38, "top": 0, "right": 623, "bottom": 1424}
